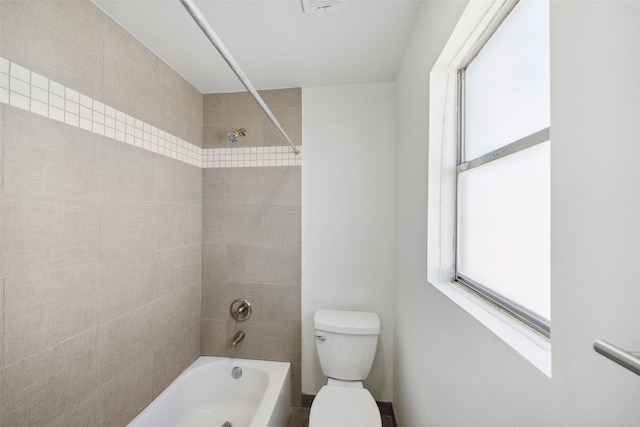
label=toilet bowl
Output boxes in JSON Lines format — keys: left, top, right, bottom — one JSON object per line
{"left": 309, "top": 380, "right": 381, "bottom": 427}
{"left": 309, "top": 309, "right": 382, "bottom": 427}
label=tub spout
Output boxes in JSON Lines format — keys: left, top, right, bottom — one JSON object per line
{"left": 231, "top": 331, "right": 245, "bottom": 348}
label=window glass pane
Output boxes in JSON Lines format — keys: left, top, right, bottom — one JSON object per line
{"left": 465, "top": 0, "right": 550, "bottom": 160}
{"left": 457, "top": 141, "right": 550, "bottom": 319}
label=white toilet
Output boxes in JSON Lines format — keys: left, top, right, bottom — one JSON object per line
{"left": 309, "top": 309, "right": 382, "bottom": 427}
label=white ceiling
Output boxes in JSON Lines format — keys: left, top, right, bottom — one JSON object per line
{"left": 92, "top": 0, "right": 422, "bottom": 94}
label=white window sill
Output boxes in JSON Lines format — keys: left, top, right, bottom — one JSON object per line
{"left": 429, "top": 277, "right": 551, "bottom": 377}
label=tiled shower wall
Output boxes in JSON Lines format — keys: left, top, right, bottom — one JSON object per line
{"left": 0, "top": 1, "right": 203, "bottom": 426}
{"left": 201, "top": 91, "right": 303, "bottom": 405}
{"left": 1, "top": 1, "right": 303, "bottom": 425}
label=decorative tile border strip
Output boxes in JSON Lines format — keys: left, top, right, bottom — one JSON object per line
{"left": 203, "top": 146, "right": 302, "bottom": 168}
{"left": 0, "top": 57, "right": 302, "bottom": 168}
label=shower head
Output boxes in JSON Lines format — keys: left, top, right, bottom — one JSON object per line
{"left": 226, "top": 128, "right": 247, "bottom": 143}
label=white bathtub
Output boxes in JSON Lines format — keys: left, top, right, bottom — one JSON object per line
{"left": 127, "top": 356, "right": 291, "bottom": 427}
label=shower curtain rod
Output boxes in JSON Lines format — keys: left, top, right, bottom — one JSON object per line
{"left": 179, "top": 0, "right": 300, "bottom": 155}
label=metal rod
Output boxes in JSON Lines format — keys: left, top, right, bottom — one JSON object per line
{"left": 594, "top": 340, "right": 640, "bottom": 376}
{"left": 457, "top": 127, "right": 550, "bottom": 173}
{"left": 179, "top": 0, "right": 300, "bottom": 155}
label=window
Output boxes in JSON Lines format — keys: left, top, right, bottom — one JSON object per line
{"left": 428, "top": 0, "right": 551, "bottom": 374}
{"left": 455, "top": 0, "right": 550, "bottom": 335}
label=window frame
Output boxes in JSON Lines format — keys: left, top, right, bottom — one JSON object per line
{"left": 427, "top": 0, "right": 552, "bottom": 376}
{"left": 452, "top": 0, "right": 551, "bottom": 337}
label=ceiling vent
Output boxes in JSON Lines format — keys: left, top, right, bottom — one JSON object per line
{"left": 301, "top": 0, "right": 344, "bottom": 14}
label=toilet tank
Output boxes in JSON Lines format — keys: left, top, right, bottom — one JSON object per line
{"left": 314, "top": 309, "right": 380, "bottom": 381}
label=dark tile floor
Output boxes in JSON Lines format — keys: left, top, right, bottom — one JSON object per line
{"left": 286, "top": 407, "right": 395, "bottom": 427}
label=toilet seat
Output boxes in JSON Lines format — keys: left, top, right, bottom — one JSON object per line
{"left": 309, "top": 385, "right": 382, "bottom": 427}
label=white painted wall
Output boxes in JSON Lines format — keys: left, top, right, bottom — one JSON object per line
{"left": 394, "top": 1, "right": 640, "bottom": 426}
{"left": 301, "top": 83, "right": 396, "bottom": 401}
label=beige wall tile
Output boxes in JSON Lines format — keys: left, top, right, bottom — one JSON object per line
{"left": 201, "top": 159, "right": 301, "bottom": 374}
{"left": 149, "top": 292, "right": 186, "bottom": 341}
{"left": 189, "top": 204, "right": 202, "bottom": 246}
{"left": 291, "top": 362, "right": 302, "bottom": 407}
{"left": 150, "top": 285, "right": 200, "bottom": 397}
{"left": 100, "top": 285, "right": 199, "bottom": 421}
{"left": 189, "top": 94, "right": 205, "bottom": 148}
{"left": 0, "top": 0, "right": 106, "bottom": 101}
{"left": 203, "top": 168, "right": 227, "bottom": 204}
{"left": 47, "top": 385, "right": 105, "bottom": 427}
{"left": 226, "top": 91, "right": 263, "bottom": 115}
{"left": 1, "top": 194, "right": 100, "bottom": 278}
{"left": 1, "top": 104, "right": 4, "bottom": 190}
{"left": 155, "top": 203, "right": 190, "bottom": 251}
{"left": 202, "top": 88, "right": 301, "bottom": 149}
{"left": 152, "top": 332, "right": 190, "bottom": 398}
{"left": 96, "top": 254, "right": 155, "bottom": 323}
{"left": 2, "top": 7, "right": 302, "bottom": 426}
{"left": 99, "top": 357, "right": 154, "bottom": 427}
{"left": 203, "top": 93, "right": 227, "bottom": 122}
{"left": 263, "top": 205, "right": 302, "bottom": 246}
{"left": 148, "top": 282, "right": 199, "bottom": 343}
{"left": 3, "top": 108, "right": 101, "bottom": 197}
{"left": 154, "top": 245, "right": 201, "bottom": 299}
{"left": 226, "top": 244, "right": 301, "bottom": 285}
{"left": 203, "top": 110, "right": 264, "bottom": 149}
{"left": 203, "top": 126, "right": 218, "bottom": 148}
{"left": 104, "top": 15, "right": 205, "bottom": 147}
{"left": 185, "top": 282, "right": 202, "bottom": 332}
{"left": 263, "top": 106, "right": 302, "bottom": 147}
{"left": 201, "top": 318, "right": 227, "bottom": 357}
{"left": 0, "top": 278, "right": 4, "bottom": 369}
{"left": 100, "top": 199, "right": 156, "bottom": 260}
{"left": 149, "top": 297, "right": 185, "bottom": 346}
{"left": 1, "top": 0, "right": 205, "bottom": 148}
{"left": 200, "top": 282, "right": 301, "bottom": 362}
{"left": 226, "top": 316, "right": 300, "bottom": 362}
{"left": 98, "top": 305, "right": 155, "bottom": 384}
{"left": 4, "top": 264, "right": 101, "bottom": 365}
{"left": 202, "top": 204, "right": 263, "bottom": 245}
{"left": 154, "top": 60, "right": 188, "bottom": 138}
{"left": 260, "top": 88, "right": 302, "bottom": 108}
{"left": 46, "top": 357, "right": 154, "bottom": 427}
{"left": 102, "top": 16, "right": 158, "bottom": 128}
{"left": 201, "top": 281, "right": 222, "bottom": 321}
{"left": 187, "top": 324, "right": 201, "bottom": 365}
{"left": 3, "top": 106, "right": 158, "bottom": 201}
{"left": 201, "top": 282, "right": 282, "bottom": 327}
{"left": 1, "top": 1, "right": 206, "bottom": 425}
{"left": 1, "top": 328, "right": 100, "bottom": 427}
{"left": 156, "top": 60, "right": 203, "bottom": 146}
{"left": 97, "top": 137, "right": 155, "bottom": 202}
{"left": 202, "top": 244, "right": 227, "bottom": 283}
{"left": 151, "top": 201, "right": 200, "bottom": 249}
{"left": 154, "top": 155, "right": 202, "bottom": 205}
{"left": 228, "top": 283, "right": 300, "bottom": 326}
{"left": 225, "top": 167, "right": 302, "bottom": 206}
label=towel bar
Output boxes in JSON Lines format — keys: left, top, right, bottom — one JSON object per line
{"left": 593, "top": 340, "right": 640, "bottom": 376}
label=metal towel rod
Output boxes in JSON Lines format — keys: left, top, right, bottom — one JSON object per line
{"left": 593, "top": 340, "right": 640, "bottom": 376}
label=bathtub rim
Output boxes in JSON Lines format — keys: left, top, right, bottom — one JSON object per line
{"left": 127, "top": 355, "right": 292, "bottom": 427}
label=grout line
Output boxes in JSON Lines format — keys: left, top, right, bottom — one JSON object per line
{"left": 0, "top": 56, "right": 302, "bottom": 169}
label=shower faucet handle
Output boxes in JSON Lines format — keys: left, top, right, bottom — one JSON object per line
{"left": 230, "top": 298, "right": 252, "bottom": 322}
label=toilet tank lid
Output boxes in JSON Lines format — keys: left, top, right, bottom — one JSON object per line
{"left": 314, "top": 309, "right": 380, "bottom": 335}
